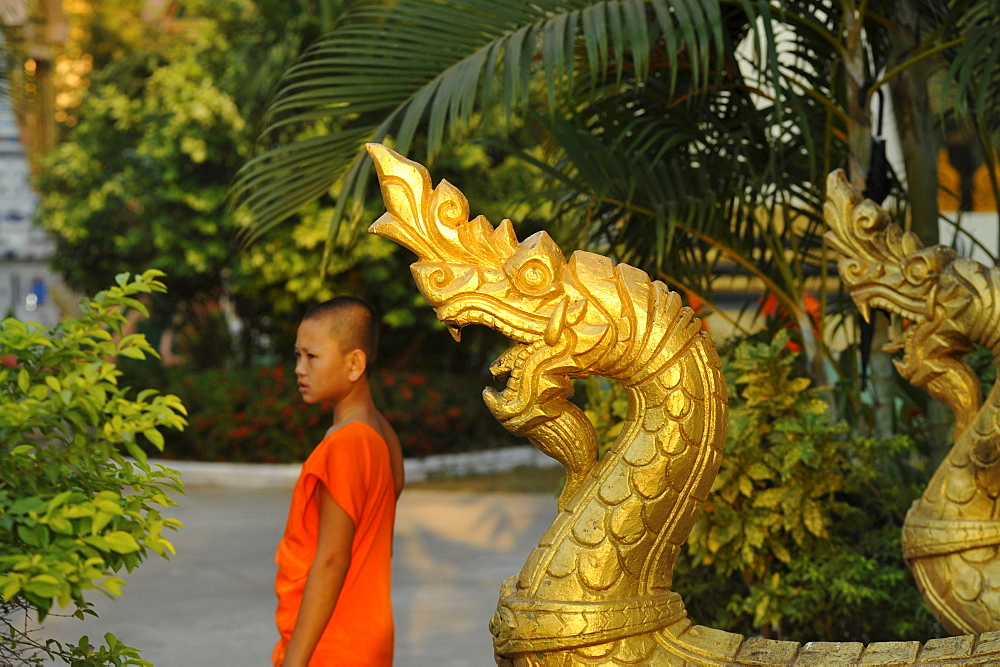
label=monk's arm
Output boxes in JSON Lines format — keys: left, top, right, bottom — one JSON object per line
{"left": 282, "top": 483, "right": 354, "bottom": 667}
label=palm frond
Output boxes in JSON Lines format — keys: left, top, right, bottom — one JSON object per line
{"left": 231, "top": 0, "right": 728, "bottom": 243}
{"left": 943, "top": 0, "right": 1000, "bottom": 130}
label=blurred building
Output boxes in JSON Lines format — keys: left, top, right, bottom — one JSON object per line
{"left": 0, "top": 47, "right": 69, "bottom": 326}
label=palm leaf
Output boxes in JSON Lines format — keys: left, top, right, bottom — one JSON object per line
{"left": 942, "top": 0, "right": 1000, "bottom": 130}
{"left": 231, "top": 0, "right": 727, "bottom": 243}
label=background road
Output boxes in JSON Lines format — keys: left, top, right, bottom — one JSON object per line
{"left": 40, "top": 484, "right": 556, "bottom": 666}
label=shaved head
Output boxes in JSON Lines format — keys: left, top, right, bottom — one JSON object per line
{"left": 302, "top": 297, "right": 379, "bottom": 373}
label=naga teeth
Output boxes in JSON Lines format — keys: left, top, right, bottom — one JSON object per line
{"left": 468, "top": 311, "right": 521, "bottom": 341}
{"left": 448, "top": 325, "right": 462, "bottom": 342}
{"left": 858, "top": 302, "right": 871, "bottom": 323}
{"left": 889, "top": 314, "right": 904, "bottom": 341}
{"left": 883, "top": 339, "right": 905, "bottom": 353}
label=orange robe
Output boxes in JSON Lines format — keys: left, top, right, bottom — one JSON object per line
{"left": 273, "top": 422, "right": 396, "bottom": 666}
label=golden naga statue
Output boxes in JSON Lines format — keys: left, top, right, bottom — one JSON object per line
{"left": 366, "top": 144, "right": 1000, "bottom": 664}
{"left": 825, "top": 168, "right": 1000, "bottom": 637}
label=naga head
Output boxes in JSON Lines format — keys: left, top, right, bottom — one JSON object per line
{"left": 823, "top": 169, "right": 988, "bottom": 437}
{"left": 366, "top": 143, "right": 608, "bottom": 502}
{"left": 367, "top": 143, "right": 609, "bottom": 499}
{"left": 366, "top": 143, "right": 588, "bottom": 352}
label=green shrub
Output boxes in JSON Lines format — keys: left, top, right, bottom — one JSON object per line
{"left": 140, "top": 365, "right": 517, "bottom": 462}
{"left": 582, "top": 329, "right": 939, "bottom": 642}
{"left": 0, "top": 270, "right": 186, "bottom": 665}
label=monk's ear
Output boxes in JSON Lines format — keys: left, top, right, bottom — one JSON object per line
{"left": 346, "top": 349, "right": 367, "bottom": 382}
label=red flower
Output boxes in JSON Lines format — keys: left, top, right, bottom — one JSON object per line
{"left": 194, "top": 417, "right": 217, "bottom": 430}
{"left": 685, "top": 294, "right": 712, "bottom": 333}
{"left": 761, "top": 292, "right": 822, "bottom": 353}
{"left": 408, "top": 374, "right": 426, "bottom": 386}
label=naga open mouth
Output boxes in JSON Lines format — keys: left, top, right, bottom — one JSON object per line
{"left": 488, "top": 343, "right": 538, "bottom": 385}
{"left": 435, "top": 297, "right": 547, "bottom": 346}
{"left": 860, "top": 299, "right": 919, "bottom": 355}
{"left": 432, "top": 296, "right": 546, "bottom": 399}
{"left": 850, "top": 287, "right": 932, "bottom": 357}
{"left": 881, "top": 315, "right": 914, "bottom": 355}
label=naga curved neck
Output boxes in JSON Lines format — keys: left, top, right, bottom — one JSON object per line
{"left": 911, "top": 365, "right": 1000, "bottom": 522}
{"left": 492, "top": 333, "right": 727, "bottom": 656}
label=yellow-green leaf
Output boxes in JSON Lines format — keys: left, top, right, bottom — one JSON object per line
{"left": 803, "top": 502, "right": 826, "bottom": 537}
{"left": 48, "top": 517, "right": 73, "bottom": 534}
{"left": 143, "top": 428, "right": 164, "bottom": 449}
{"left": 103, "top": 531, "right": 141, "bottom": 554}
{"left": 745, "top": 462, "right": 772, "bottom": 481}
{"left": 103, "top": 576, "right": 126, "bottom": 596}
{"left": 26, "top": 574, "right": 63, "bottom": 599}
{"left": 91, "top": 510, "right": 116, "bottom": 535}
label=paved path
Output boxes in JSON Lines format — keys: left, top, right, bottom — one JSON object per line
{"left": 41, "top": 484, "right": 556, "bottom": 666}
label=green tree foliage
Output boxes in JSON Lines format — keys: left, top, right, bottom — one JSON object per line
{"left": 31, "top": 1, "right": 384, "bottom": 366}
{"left": 36, "top": 48, "right": 247, "bottom": 303}
{"left": 583, "top": 330, "right": 939, "bottom": 642}
{"left": 0, "top": 270, "right": 186, "bottom": 664}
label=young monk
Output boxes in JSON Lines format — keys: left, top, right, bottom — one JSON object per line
{"left": 273, "top": 297, "right": 405, "bottom": 666}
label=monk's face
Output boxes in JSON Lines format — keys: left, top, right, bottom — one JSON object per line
{"left": 294, "top": 317, "right": 356, "bottom": 404}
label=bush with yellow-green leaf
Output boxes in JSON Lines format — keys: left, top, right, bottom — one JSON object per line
{"left": 0, "top": 271, "right": 186, "bottom": 665}
{"left": 583, "top": 329, "right": 940, "bottom": 642}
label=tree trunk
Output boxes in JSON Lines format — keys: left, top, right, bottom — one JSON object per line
{"left": 843, "top": 2, "right": 870, "bottom": 189}
{"left": 887, "top": 0, "right": 941, "bottom": 245}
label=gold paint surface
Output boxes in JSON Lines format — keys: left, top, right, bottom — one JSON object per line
{"left": 825, "top": 169, "right": 1000, "bottom": 635}
{"left": 367, "top": 145, "right": 1000, "bottom": 663}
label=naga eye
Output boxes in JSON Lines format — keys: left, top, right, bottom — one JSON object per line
{"left": 905, "top": 255, "right": 934, "bottom": 283}
{"left": 503, "top": 231, "right": 566, "bottom": 297}
{"left": 517, "top": 259, "right": 552, "bottom": 294}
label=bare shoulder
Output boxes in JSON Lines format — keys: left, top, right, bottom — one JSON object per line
{"left": 375, "top": 413, "right": 405, "bottom": 497}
